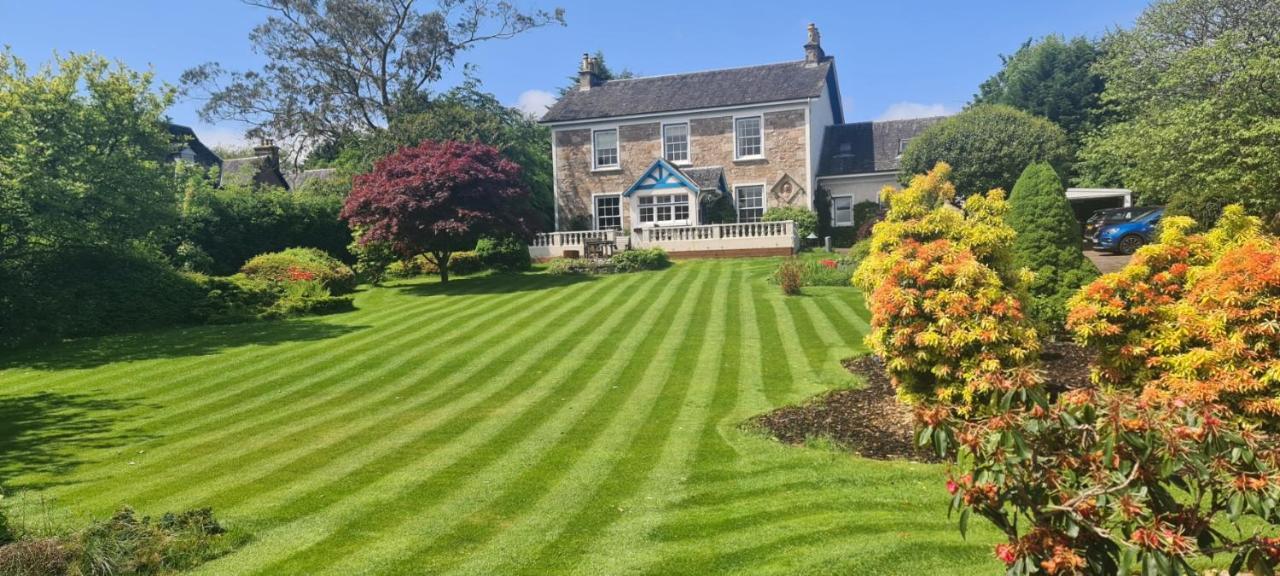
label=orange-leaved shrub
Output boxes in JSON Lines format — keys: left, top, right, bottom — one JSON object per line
{"left": 859, "top": 187, "right": 1280, "bottom": 574}
{"left": 1068, "top": 205, "right": 1280, "bottom": 424}
{"left": 854, "top": 162, "right": 1039, "bottom": 413}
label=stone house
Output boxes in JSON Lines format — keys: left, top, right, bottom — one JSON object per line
{"left": 537, "top": 24, "right": 941, "bottom": 255}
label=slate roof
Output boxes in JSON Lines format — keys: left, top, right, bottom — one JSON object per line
{"left": 817, "top": 117, "right": 945, "bottom": 177}
{"left": 165, "top": 123, "right": 222, "bottom": 168}
{"left": 285, "top": 168, "right": 340, "bottom": 191}
{"left": 220, "top": 156, "right": 273, "bottom": 188}
{"left": 541, "top": 60, "right": 834, "bottom": 123}
{"left": 681, "top": 166, "right": 726, "bottom": 192}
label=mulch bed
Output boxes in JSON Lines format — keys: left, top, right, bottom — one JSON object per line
{"left": 749, "top": 341, "right": 1097, "bottom": 463}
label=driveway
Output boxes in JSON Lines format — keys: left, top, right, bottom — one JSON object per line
{"left": 1085, "top": 249, "right": 1130, "bottom": 274}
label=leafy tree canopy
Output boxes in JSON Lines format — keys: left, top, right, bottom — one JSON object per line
{"left": 1005, "top": 163, "right": 1098, "bottom": 329}
{"left": 313, "top": 80, "right": 554, "bottom": 227}
{"left": 182, "top": 0, "right": 564, "bottom": 151}
{"left": 0, "top": 50, "right": 177, "bottom": 261}
{"left": 1079, "top": 0, "right": 1280, "bottom": 225}
{"left": 898, "top": 104, "right": 1071, "bottom": 198}
{"left": 342, "top": 139, "right": 541, "bottom": 281}
{"left": 972, "top": 35, "right": 1104, "bottom": 141}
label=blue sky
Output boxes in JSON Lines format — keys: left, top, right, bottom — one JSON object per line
{"left": 1, "top": 0, "right": 1150, "bottom": 148}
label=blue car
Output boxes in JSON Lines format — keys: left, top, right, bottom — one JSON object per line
{"left": 1091, "top": 207, "right": 1164, "bottom": 255}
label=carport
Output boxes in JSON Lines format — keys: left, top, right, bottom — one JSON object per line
{"left": 1065, "top": 188, "right": 1132, "bottom": 223}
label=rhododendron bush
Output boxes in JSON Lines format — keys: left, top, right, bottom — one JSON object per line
{"left": 858, "top": 167, "right": 1280, "bottom": 575}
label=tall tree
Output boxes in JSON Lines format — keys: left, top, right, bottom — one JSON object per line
{"left": 898, "top": 104, "right": 1072, "bottom": 198}
{"left": 1080, "top": 0, "right": 1280, "bottom": 225}
{"left": 342, "top": 140, "right": 540, "bottom": 282}
{"left": 314, "top": 80, "right": 555, "bottom": 228}
{"left": 182, "top": 0, "right": 564, "bottom": 150}
{"left": 0, "top": 50, "right": 176, "bottom": 261}
{"left": 973, "top": 35, "right": 1104, "bottom": 141}
{"left": 556, "top": 50, "right": 634, "bottom": 97}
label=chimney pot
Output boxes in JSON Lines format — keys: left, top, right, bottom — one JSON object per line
{"left": 804, "top": 23, "right": 825, "bottom": 66}
{"left": 578, "top": 52, "right": 602, "bottom": 91}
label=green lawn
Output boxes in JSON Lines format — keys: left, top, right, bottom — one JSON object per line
{"left": 0, "top": 258, "right": 997, "bottom": 575}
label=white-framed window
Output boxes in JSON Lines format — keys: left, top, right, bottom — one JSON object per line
{"left": 663, "top": 123, "right": 689, "bottom": 163}
{"left": 735, "top": 185, "right": 765, "bottom": 222}
{"left": 897, "top": 138, "right": 913, "bottom": 156}
{"left": 637, "top": 193, "right": 690, "bottom": 225}
{"left": 593, "top": 129, "right": 619, "bottom": 169}
{"left": 594, "top": 194, "right": 621, "bottom": 230}
{"left": 832, "top": 195, "right": 854, "bottom": 227}
{"left": 734, "top": 116, "right": 763, "bottom": 159}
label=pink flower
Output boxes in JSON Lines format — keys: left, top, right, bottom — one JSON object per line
{"left": 946, "top": 479, "right": 959, "bottom": 495}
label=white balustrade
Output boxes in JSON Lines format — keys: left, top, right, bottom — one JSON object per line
{"left": 529, "top": 221, "right": 798, "bottom": 259}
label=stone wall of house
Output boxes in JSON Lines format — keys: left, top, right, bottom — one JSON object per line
{"left": 553, "top": 107, "right": 811, "bottom": 230}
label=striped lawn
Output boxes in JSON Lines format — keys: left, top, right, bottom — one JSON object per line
{"left": 0, "top": 259, "right": 999, "bottom": 575}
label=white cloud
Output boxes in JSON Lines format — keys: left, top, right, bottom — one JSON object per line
{"left": 876, "top": 102, "right": 958, "bottom": 121}
{"left": 515, "top": 89, "right": 557, "bottom": 119}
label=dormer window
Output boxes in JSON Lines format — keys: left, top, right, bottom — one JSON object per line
{"left": 897, "top": 138, "right": 913, "bottom": 157}
{"left": 663, "top": 123, "right": 689, "bottom": 164}
{"left": 734, "top": 116, "right": 763, "bottom": 159}
{"left": 593, "top": 129, "right": 619, "bottom": 169}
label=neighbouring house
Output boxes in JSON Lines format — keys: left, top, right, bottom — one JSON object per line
{"left": 167, "top": 127, "right": 340, "bottom": 192}
{"left": 166, "top": 123, "right": 223, "bottom": 170}
{"left": 816, "top": 117, "right": 943, "bottom": 231}
{"left": 535, "top": 24, "right": 940, "bottom": 258}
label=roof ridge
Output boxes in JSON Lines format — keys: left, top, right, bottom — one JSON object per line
{"left": 599, "top": 58, "right": 817, "bottom": 85}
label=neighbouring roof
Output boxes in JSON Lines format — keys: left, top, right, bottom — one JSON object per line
{"left": 541, "top": 60, "right": 835, "bottom": 123}
{"left": 220, "top": 156, "right": 272, "bottom": 187}
{"left": 818, "top": 117, "right": 945, "bottom": 177}
{"left": 286, "top": 168, "right": 340, "bottom": 191}
{"left": 165, "top": 123, "right": 222, "bottom": 168}
{"left": 681, "top": 166, "right": 726, "bottom": 193}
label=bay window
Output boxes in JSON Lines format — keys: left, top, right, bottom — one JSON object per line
{"left": 638, "top": 194, "right": 690, "bottom": 226}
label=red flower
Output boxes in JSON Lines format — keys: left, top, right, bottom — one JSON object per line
{"left": 995, "top": 543, "right": 1017, "bottom": 566}
{"left": 821, "top": 259, "right": 838, "bottom": 269}
{"left": 946, "top": 479, "right": 959, "bottom": 495}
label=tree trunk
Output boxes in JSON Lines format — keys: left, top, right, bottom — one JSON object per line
{"left": 436, "top": 250, "right": 451, "bottom": 283}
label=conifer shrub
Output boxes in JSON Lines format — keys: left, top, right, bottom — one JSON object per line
{"left": 1005, "top": 163, "right": 1098, "bottom": 329}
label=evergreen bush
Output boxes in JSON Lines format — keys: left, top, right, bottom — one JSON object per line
{"left": 1005, "top": 163, "right": 1099, "bottom": 329}
{"left": 240, "top": 248, "right": 356, "bottom": 295}
{"left": 474, "top": 236, "right": 531, "bottom": 272}
{"left": 761, "top": 206, "right": 818, "bottom": 239}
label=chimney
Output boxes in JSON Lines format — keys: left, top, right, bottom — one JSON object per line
{"left": 804, "top": 23, "right": 825, "bottom": 66}
{"left": 254, "top": 139, "right": 279, "bottom": 165}
{"left": 578, "top": 53, "right": 602, "bottom": 91}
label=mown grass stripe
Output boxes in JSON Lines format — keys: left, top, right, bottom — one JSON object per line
{"left": 302, "top": 264, "right": 710, "bottom": 575}
{"left": 149, "top": 270, "right": 637, "bottom": 515}
{"left": 79, "top": 274, "right": 614, "bottom": 509}
{"left": 558, "top": 262, "right": 738, "bottom": 575}
{"left": 425, "top": 263, "right": 721, "bottom": 576}
{"left": 0, "top": 279, "right": 466, "bottom": 394}
{"left": 49, "top": 281, "right": 557, "bottom": 502}
{"left": 190, "top": 268, "right": 692, "bottom": 576}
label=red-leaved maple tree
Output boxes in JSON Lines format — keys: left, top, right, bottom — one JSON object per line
{"left": 342, "top": 140, "right": 541, "bottom": 282}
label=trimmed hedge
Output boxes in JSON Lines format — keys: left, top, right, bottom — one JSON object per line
{"left": 240, "top": 248, "right": 356, "bottom": 295}
{"left": 546, "top": 248, "right": 670, "bottom": 276}
{"left": 0, "top": 246, "right": 207, "bottom": 349}
{"left": 762, "top": 207, "right": 818, "bottom": 239}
